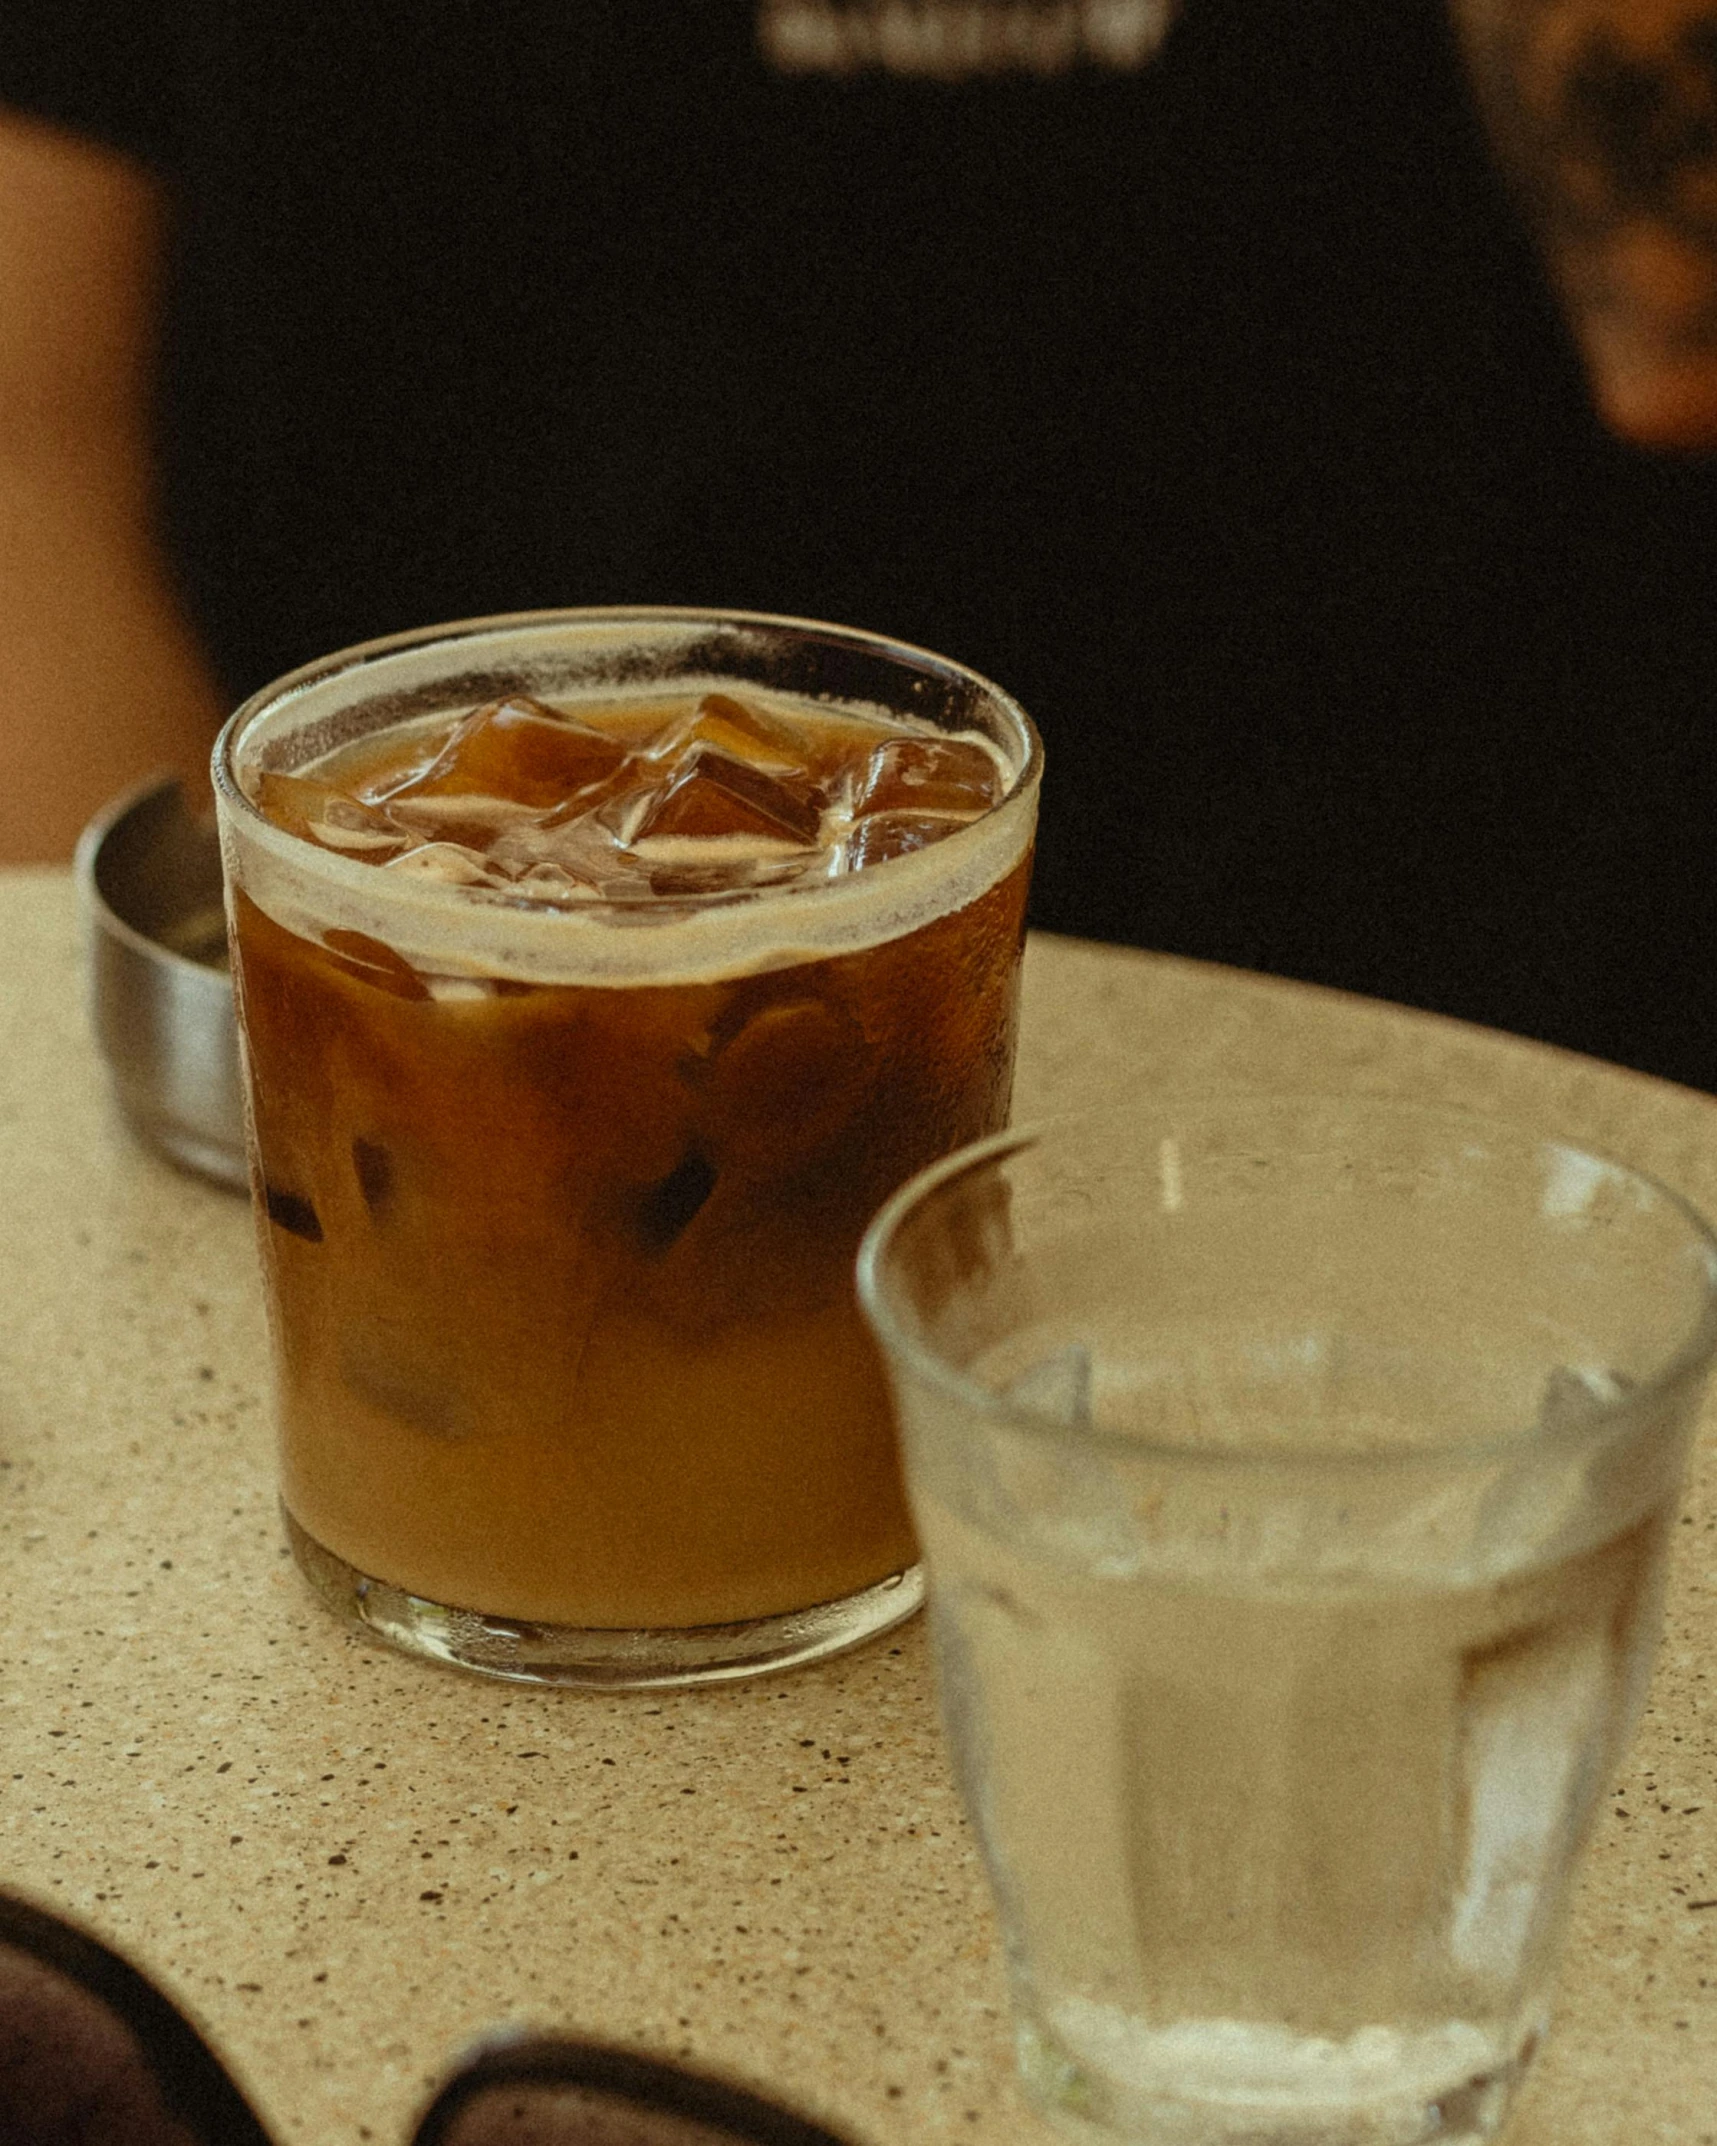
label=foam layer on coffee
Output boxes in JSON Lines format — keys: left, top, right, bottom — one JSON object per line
{"left": 223, "top": 678, "right": 1037, "bottom": 988}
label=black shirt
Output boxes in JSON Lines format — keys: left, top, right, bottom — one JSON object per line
{"left": 6, "top": 0, "right": 1717, "bottom": 1087}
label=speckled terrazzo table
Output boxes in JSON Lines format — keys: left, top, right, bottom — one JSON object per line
{"left": 1, "top": 865, "right": 1713, "bottom": 2146}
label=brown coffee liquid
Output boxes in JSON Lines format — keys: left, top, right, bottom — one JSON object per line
{"left": 233, "top": 691, "right": 1028, "bottom": 1626}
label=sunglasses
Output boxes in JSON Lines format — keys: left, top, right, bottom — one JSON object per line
{"left": 0, "top": 1890, "right": 856, "bottom": 2145}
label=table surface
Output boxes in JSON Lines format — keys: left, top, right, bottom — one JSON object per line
{"left": 1, "top": 866, "right": 1713, "bottom": 2146}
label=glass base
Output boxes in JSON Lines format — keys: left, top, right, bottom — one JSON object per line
{"left": 283, "top": 1507, "right": 924, "bottom": 1688}
{"left": 1016, "top": 2010, "right": 1535, "bottom": 2146}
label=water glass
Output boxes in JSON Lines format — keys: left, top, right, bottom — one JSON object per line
{"left": 857, "top": 1099, "right": 1717, "bottom": 2146}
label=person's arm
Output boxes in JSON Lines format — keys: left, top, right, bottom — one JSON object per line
{"left": 1451, "top": 0, "right": 1717, "bottom": 450}
{"left": 0, "top": 108, "right": 225, "bottom": 865}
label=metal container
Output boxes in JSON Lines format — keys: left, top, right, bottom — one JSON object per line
{"left": 76, "top": 776, "right": 248, "bottom": 1192}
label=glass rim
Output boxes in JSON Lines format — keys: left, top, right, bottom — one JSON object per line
{"left": 211, "top": 603, "right": 1042, "bottom": 927}
{"left": 854, "top": 1097, "right": 1717, "bottom": 1474}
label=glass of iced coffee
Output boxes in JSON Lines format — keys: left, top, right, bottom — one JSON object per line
{"left": 213, "top": 609, "right": 1039, "bottom": 1686}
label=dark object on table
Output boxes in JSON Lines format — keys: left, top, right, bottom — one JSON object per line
{"left": 0, "top": 1888, "right": 270, "bottom": 2144}
{"left": 0, "top": 1888, "right": 853, "bottom": 2145}
{"left": 75, "top": 776, "right": 247, "bottom": 1193}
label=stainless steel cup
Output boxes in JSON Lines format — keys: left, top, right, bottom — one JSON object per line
{"left": 77, "top": 776, "right": 246, "bottom": 1191}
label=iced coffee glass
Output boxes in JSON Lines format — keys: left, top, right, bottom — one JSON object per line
{"left": 213, "top": 608, "right": 1039, "bottom": 1686}
{"left": 858, "top": 1100, "right": 1717, "bottom": 2146}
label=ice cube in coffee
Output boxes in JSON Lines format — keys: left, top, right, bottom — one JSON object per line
{"left": 214, "top": 612, "right": 1039, "bottom": 1684}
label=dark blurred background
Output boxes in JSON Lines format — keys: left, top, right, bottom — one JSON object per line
{"left": 1005, "top": 0, "right": 1717, "bottom": 1088}
{"left": 16, "top": 0, "right": 1713, "bottom": 1084}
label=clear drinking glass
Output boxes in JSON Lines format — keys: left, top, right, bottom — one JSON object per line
{"left": 857, "top": 1099, "right": 1717, "bottom": 2146}
{"left": 213, "top": 608, "right": 1039, "bottom": 1687}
